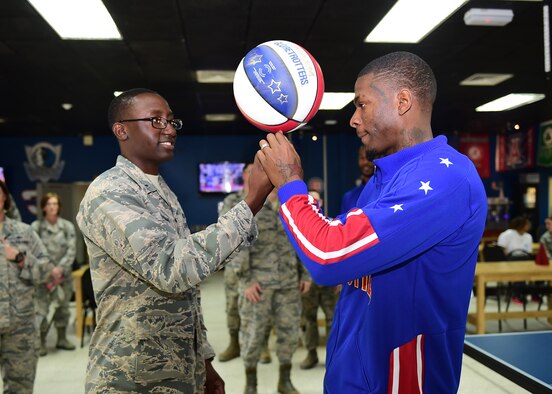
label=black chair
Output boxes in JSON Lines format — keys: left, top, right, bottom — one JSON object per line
{"left": 504, "top": 249, "right": 534, "bottom": 330}
{"left": 480, "top": 242, "right": 507, "bottom": 331}
{"left": 80, "top": 267, "right": 97, "bottom": 347}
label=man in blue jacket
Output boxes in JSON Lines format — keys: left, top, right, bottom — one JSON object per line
{"left": 256, "top": 51, "right": 487, "bottom": 393}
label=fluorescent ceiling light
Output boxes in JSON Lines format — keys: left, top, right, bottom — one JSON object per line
{"left": 204, "top": 114, "right": 237, "bottom": 122}
{"left": 476, "top": 93, "right": 546, "bottom": 112}
{"left": 324, "top": 120, "right": 338, "bottom": 125}
{"left": 320, "top": 92, "right": 354, "bottom": 110}
{"left": 196, "top": 70, "right": 235, "bottom": 83}
{"left": 460, "top": 73, "right": 514, "bottom": 86}
{"left": 28, "top": 0, "right": 122, "bottom": 40}
{"left": 365, "top": 0, "right": 468, "bottom": 43}
{"left": 464, "top": 8, "right": 514, "bottom": 27}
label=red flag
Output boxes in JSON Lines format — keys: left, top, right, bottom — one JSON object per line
{"left": 535, "top": 243, "right": 549, "bottom": 266}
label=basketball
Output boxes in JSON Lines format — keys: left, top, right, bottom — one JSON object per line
{"left": 233, "top": 40, "right": 324, "bottom": 133}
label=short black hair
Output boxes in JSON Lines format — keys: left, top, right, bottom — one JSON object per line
{"left": 0, "top": 180, "right": 12, "bottom": 211}
{"left": 107, "top": 88, "right": 159, "bottom": 129}
{"left": 358, "top": 51, "right": 437, "bottom": 112}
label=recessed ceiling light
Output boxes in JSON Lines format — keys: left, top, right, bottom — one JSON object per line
{"left": 61, "top": 103, "right": 73, "bottom": 111}
{"left": 460, "top": 73, "right": 514, "bottom": 86}
{"left": 28, "top": 0, "right": 122, "bottom": 40}
{"left": 0, "top": 118, "right": 6, "bottom": 124}
{"left": 319, "top": 93, "right": 354, "bottom": 110}
{"left": 324, "top": 120, "right": 338, "bottom": 125}
{"left": 476, "top": 93, "right": 546, "bottom": 112}
{"left": 196, "top": 70, "right": 235, "bottom": 83}
{"left": 365, "top": 0, "right": 468, "bottom": 43}
{"left": 113, "top": 91, "right": 123, "bottom": 97}
{"left": 204, "top": 113, "right": 237, "bottom": 122}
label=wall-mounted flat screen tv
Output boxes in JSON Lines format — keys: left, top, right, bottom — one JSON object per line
{"left": 198, "top": 162, "right": 245, "bottom": 194}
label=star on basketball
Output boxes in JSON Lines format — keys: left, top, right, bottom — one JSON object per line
{"left": 247, "top": 53, "right": 263, "bottom": 66}
{"left": 277, "top": 94, "right": 288, "bottom": 104}
{"left": 267, "top": 80, "right": 282, "bottom": 94}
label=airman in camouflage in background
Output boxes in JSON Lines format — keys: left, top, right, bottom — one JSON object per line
{"left": 32, "top": 192, "right": 77, "bottom": 356}
{"left": 218, "top": 163, "right": 271, "bottom": 364}
{"left": 0, "top": 180, "right": 59, "bottom": 393}
{"left": 77, "top": 88, "right": 272, "bottom": 394}
{"left": 239, "top": 189, "right": 311, "bottom": 394}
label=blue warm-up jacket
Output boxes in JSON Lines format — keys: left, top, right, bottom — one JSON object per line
{"left": 277, "top": 136, "right": 487, "bottom": 393}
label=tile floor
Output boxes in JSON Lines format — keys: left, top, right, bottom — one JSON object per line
{"left": 6, "top": 271, "right": 549, "bottom": 393}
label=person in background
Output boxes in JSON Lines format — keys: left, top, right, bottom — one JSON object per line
{"left": 0, "top": 180, "right": 59, "bottom": 393}
{"left": 76, "top": 88, "right": 272, "bottom": 393}
{"left": 5, "top": 191, "right": 22, "bottom": 221}
{"left": 497, "top": 216, "right": 535, "bottom": 304}
{"left": 217, "top": 162, "right": 272, "bottom": 365}
{"left": 31, "top": 192, "right": 77, "bottom": 356}
{"left": 299, "top": 189, "right": 339, "bottom": 370}
{"left": 257, "top": 51, "right": 487, "bottom": 393}
{"left": 341, "top": 145, "right": 375, "bottom": 213}
{"left": 539, "top": 216, "right": 552, "bottom": 257}
{"left": 239, "top": 189, "right": 311, "bottom": 394}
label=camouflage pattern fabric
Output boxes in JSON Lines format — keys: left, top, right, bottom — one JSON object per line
{"left": 0, "top": 217, "right": 52, "bottom": 393}
{"left": 31, "top": 218, "right": 76, "bottom": 329}
{"left": 219, "top": 191, "right": 249, "bottom": 332}
{"left": 5, "top": 193, "right": 22, "bottom": 222}
{"left": 76, "top": 155, "right": 257, "bottom": 394}
{"left": 301, "top": 282, "right": 338, "bottom": 351}
{"left": 238, "top": 199, "right": 310, "bottom": 368}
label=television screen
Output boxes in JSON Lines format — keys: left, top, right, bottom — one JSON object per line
{"left": 199, "top": 162, "right": 245, "bottom": 194}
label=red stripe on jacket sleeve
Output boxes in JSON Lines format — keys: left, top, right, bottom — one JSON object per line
{"left": 280, "top": 194, "right": 379, "bottom": 265}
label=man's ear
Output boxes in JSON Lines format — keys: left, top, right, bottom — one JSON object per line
{"left": 397, "top": 89, "right": 412, "bottom": 116}
{"left": 113, "top": 123, "right": 128, "bottom": 141}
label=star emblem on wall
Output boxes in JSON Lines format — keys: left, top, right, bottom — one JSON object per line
{"left": 419, "top": 181, "right": 433, "bottom": 195}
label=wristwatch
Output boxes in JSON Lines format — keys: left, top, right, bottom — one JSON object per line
{"left": 13, "top": 252, "right": 25, "bottom": 263}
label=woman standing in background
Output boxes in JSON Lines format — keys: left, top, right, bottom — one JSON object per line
{"left": 32, "top": 192, "right": 77, "bottom": 356}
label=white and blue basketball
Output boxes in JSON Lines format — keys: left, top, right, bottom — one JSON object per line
{"left": 233, "top": 40, "right": 324, "bottom": 133}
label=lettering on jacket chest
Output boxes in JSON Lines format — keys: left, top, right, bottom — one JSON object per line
{"left": 347, "top": 275, "right": 372, "bottom": 299}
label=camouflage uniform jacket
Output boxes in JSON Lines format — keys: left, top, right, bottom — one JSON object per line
{"left": 219, "top": 190, "right": 249, "bottom": 275}
{"left": 31, "top": 217, "right": 76, "bottom": 279}
{"left": 241, "top": 198, "right": 310, "bottom": 290}
{"left": 76, "top": 155, "right": 257, "bottom": 391}
{"left": 0, "top": 217, "right": 52, "bottom": 330}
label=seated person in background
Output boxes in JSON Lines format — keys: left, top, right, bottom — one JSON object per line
{"left": 539, "top": 216, "right": 552, "bottom": 258}
{"left": 497, "top": 216, "right": 533, "bottom": 258}
{"left": 497, "top": 216, "right": 534, "bottom": 304}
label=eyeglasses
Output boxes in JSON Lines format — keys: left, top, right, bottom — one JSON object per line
{"left": 117, "top": 116, "right": 183, "bottom": 131}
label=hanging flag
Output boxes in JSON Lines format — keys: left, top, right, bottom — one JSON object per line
{"left": 537, "top": 120, "right": 552, "bottom": 167}
{"left": 495, "top": 128, "right": 534, "bottom": 172}
{"left": 459, "top": 133, "right": 490, "bottom": 178}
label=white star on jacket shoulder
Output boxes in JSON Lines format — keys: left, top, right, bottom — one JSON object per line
{"left": 440, "top": 158, "right": 453, "bottom": 167}
{"left": 390, "top": 204, "right": 404, "bottom": 213}
{"left": 419, "top": 181, "right": 433, "bottom": 195}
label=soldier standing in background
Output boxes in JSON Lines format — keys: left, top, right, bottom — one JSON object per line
{"left": 299, "top": 190, "right": 339, "bottom": 370}
{"left": 340, "top": 145, "right": 375, "bottom": 213}
{"left": 77, "top": 88, "right": 272, "bottom": 393}
{"left": 218, "top": 163, "right": 272, "bottom": 364}
{"left": 239, "top": 189, "right": 311, "bottom": 394}
{"left": 32, "top": 192, "right": 77, "bottom": 356}
{"left": 0, "top": 180, "right": 59, "bottom": 393}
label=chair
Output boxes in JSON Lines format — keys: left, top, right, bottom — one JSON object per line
{"left": 504, "top": 249, "right": 534, "bottom": 330}
{"left": 80, "top": 267, "right": 97, "bottom": 347}
{"left": 480, "top": 241, "right": 507, "bottom": 331}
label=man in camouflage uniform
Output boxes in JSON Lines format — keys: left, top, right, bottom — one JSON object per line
{"left": 300, "top": 190, "right": 339, "bottom": 369}
{"left": 239, "top": 189, "right": 311, "bottom": 394}
{"left": 32, "top": 192, "right": 77, "bottom": 356}
{"left": 0, "top": 180, "right": 57, "bottom": 394}
{"left": 218, "top": 163, "right": 271, "bottom": 364}
{"left": 76, "top": 88, "right": 272, "bottom": 394}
